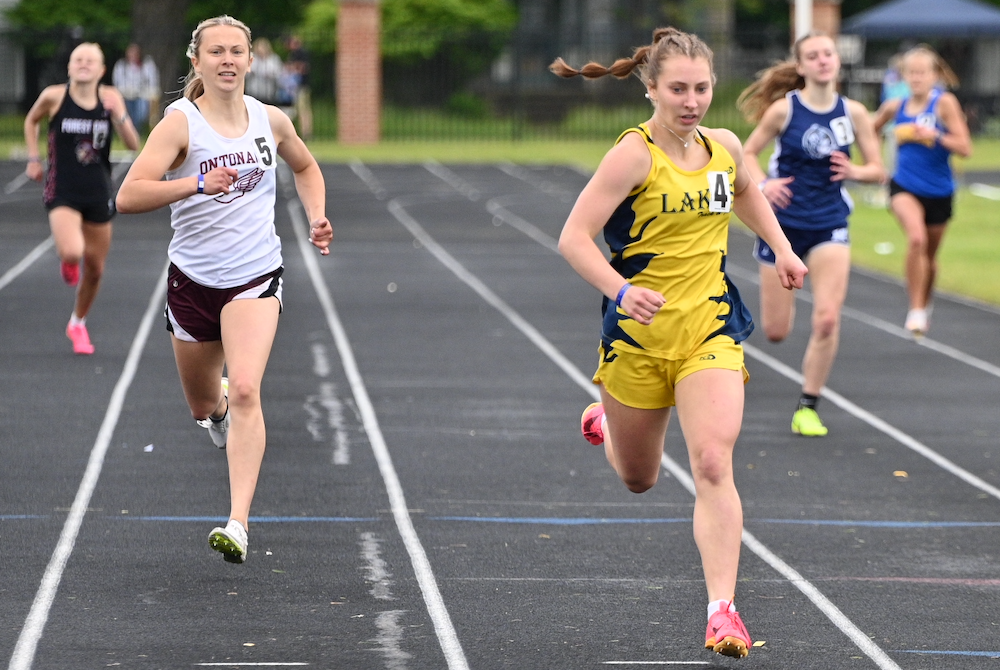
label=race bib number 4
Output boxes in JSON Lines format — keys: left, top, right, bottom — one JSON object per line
{"left": 707, "top": 171, "right": 733, "bottom": 213}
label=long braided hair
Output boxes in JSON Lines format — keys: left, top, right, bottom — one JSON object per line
{"left": 550, "top": 27, "right": 716, "bottom": 88}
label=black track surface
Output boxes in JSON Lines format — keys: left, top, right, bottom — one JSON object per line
{"left": 2, "top": 159, "right": 999, "bottom": 669}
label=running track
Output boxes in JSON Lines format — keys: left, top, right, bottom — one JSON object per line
{"left": 1, "top": 158, "right": 999, "bottom": 669}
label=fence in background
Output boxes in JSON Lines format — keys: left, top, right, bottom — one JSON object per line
{"left": 2, "top": 23, "right": 998, "bottom": 143}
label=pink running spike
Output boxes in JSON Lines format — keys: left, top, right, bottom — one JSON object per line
{"left": 705, "top": 600, "right": 751, "bottom": 658}
{"left": 66, "top": 322, "right": 94, "bottom": 355}
{"left": 60, "top": 261, "right": 79, "bottom": 287}
{"left": 580, "top": 402, "right": 605, "bottom": 445}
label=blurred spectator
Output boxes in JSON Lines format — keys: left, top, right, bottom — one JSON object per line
{"left": 880, "top": 53, "right": 911, "bottom": 176}
{"left": 276, "top": 62, "right": 300, "bottom": 107}
{"left": 112, "top": 43, "right": 160, "bottom": 132}
{"left": 287, "top": 34, "right": 312, "bottom": 140}
{"left": 245, "top": 38, "right": 283, "bottom": 105}
{"left": 881, "top": 53, "right": 910, "bottom": 104}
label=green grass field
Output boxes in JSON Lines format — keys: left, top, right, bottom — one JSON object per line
{"left": 848, "top": 185, "right": 1000, "bottom": 306}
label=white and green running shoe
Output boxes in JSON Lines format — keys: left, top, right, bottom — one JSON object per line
{"left": 196, "top": 377, "right": 229, "bottom": 449}
{"left": 791, "top": 407, "right": 828, "bottom": 437}
{"left": 209, "top": 518, "right": 248, "bottom": 564}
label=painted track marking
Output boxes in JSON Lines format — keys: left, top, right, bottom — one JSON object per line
{"left": 0, "top": 237, "right": 54, "bottom": 293}
{"left": 285, "top": 180, "right": 470, "bottom": 670}
{"left": 8, "top": 262, "right": 168, "bottom": 670}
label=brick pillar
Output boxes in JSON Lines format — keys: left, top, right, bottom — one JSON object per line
{"left": 790, "top": 0, "right": 842, "bottom": 42}
{"left": 813, "top": 0, "right": 842, "bottom": 37}
{"left": 337, "top": 0, "right": 381, "bottom": 144}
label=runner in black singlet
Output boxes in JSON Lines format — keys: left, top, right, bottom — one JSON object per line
{"left": 24, "top": 42, "right": 140, "bottom": 354}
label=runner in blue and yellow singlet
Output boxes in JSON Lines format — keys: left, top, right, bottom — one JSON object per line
{"left": 597, "top": 122, "right": 754, "bottom": 408}
{"left": 874, "top": 45, "right": 971, "bottom": 337}
{"left": 552, "top": 27, "right": 807, "bottom": 659}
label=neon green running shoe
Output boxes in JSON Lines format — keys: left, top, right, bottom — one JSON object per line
{"left": 791, "top": 407, "right": 828, "bottom": 437}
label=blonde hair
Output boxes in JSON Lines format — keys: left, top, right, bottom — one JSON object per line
{"left": 903, "top": 44, "right": 960, "bottom": 90}
{"left": 183, "top": 15, "right": 253, "bottom": 101}
{"left": 69, "top": 42, "right": 105, "bottom": 65}
{"left": 549, "top": 27, "right": 716, "bottom": 87}
{"left": 737, "top": 31, "right": 836, "bottom": 124}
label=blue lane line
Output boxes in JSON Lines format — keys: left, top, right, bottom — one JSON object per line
{"left": 118, "top": 516, "right": 379, "bottom": 523}
{"left": 0, "top": 515, "right": 47, "bottom": 520}
{"left": 5, "top": 515, "right": 999, "bottom": 528}
{"left": 431, "top": 517, "right": 691, "bottom": 525}
{"left": 893, "top": 650, "right": 1000, "bottom": 658}
{"left": 752, "top": 519, "right": 1000, "bottom": 528}
{"left": 429, "top": 516, "right": 1000, "bottom": 528}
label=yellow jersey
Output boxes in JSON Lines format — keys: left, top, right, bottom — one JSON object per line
{"left": 600, "top": 124, "right": 754, "bottom": 361}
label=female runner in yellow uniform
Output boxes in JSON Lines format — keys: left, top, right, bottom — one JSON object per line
{"left": 552, "top": 27, "right": 807, "bottom": 657}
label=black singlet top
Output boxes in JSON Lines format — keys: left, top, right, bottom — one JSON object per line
{"left": 44, "top": 85, "right": 114, "bottom": 205}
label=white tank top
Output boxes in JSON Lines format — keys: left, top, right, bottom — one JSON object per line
{"left": 165, "top": 96, "right": 281, "bottom": 288}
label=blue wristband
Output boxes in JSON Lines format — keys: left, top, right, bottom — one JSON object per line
{"left": 615, "top": 283, "right": 632, "bottom": 308}
{"left": 197, "top": 174, "right": 205, "bottom": 194}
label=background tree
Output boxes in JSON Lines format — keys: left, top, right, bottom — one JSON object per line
{"left": 301, "top": 0, "right": 517, "bottom": 106}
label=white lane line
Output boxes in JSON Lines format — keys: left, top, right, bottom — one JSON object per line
{"left": 970, "top": 183, "right": 1000, "bottom": 200}
{"left": 726, "top": 263, "right": 1000, "bottom": 381}
{"left": 360, "top": 531, "right": 395, "bottom": 601}
{"left": 8, "top": 262, "right": 168, "bottom": 670}
{"left": 496, "top": 163, "right": 577, "bottom": 203}
{"left": 195, "top": 665, "right": 310, "bottom": 667}
{"left": 373, "top": 610, "right": 413, "bottom": 669}
{"left": 743, "top": 343, "right": 1000, "bottom": 502}
{"left": 485, "top": 197, "right": 560, "bottom": 253}
{"left": 0, "top": 237, "right": 54, "bottom": 293}
{"left": 423, "top": 160, "right": 480, "bottom": 201}
{"left": 4, "top": 172, "right": 31, "bottom": 194}
{"left": 386, "top": 198, "right": 900, "bottom": 670}
{"left": 390, "top": 195, "right": 594, "bottom": 394}
{"left": 348, "top": 159, "right": 388, "bottom": 200}
{"left": 286, "top": 196, "right": 469, "bottom": 670}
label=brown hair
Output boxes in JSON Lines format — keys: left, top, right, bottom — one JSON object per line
{"left": 737, "top": 31, "right": 836, "bottom": 124}
{"left": 183, "top": 15, "right": 253, "bottom": 101}
{"left": 903, "top": 44, "right": 960, "bottom": 90}
{"left": 549, "top": 27, "right": 716, "bottom": 87}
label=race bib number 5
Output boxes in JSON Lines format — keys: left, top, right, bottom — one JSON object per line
{"left": 254, "top": 136, "right": 276, "bottom": 171}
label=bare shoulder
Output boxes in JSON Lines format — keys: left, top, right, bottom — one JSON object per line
{"left": 701, "top": 126, "right": 742, "bottom": 159}
{"left": 937, "top": 91, "right": 963, "bottom": 111}
{"left": 39, "top": 84, "right": 67, "bottom": 106}
{"left": 28, "top": 85, "right": 66, "bottom": 119}
{"left": 265, "top": 104, "right": 296, "bottom": 139}
{"left": 761, "top": 96, "right": 790, "bottom": 126}
{"left": 844, "top": 97, "right": 871, "bottom": 117}
{"left": 592, "top": 129, "right": 651, "bottom": 192}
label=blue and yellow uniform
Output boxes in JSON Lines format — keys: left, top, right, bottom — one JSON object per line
{"left": 595, "top": 124, "right": 753, "bottom": 409}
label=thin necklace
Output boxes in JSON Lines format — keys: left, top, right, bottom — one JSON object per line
{"left": 653, "top": 118, "right": 690, "bottom": 148}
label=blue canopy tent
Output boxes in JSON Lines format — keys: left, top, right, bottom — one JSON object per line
{"left": 841, "top": 0, "right": 1000, "bottom": 38}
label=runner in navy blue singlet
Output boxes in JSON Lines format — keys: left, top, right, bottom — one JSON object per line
{"left": 24, "top": 42, "right": 139, "bottom": 354}
{"left": 737, "top": 32, "right": 885, "bottom": 437}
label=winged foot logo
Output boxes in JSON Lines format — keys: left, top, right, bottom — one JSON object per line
{"left": 213, "top": 168, "right": 265, "bottom": 204}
